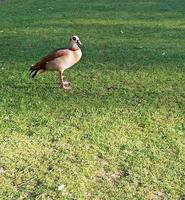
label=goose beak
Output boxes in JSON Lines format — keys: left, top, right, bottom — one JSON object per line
{"left": 77, "top": 40, "right": 82, "bottom": 46}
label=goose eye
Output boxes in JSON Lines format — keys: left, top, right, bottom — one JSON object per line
{"left": 72, "top": 37, "right": 76, "bottom": 41}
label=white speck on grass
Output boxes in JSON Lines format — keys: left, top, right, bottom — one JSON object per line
{"left": 162, "top": 52, "right": 166, "bottom": 56}
{"left": 0, "top": 167, "right": 5, "bottom": 174}
{"left": 151, "top": 191, "right": 164, "bottom": 200}
{"left": 58, "top": 184, "right": 65, "bottom": 191}
{"left": 120, "top": 30, "right": 124, "bottom": 34}
{"left": 4, "top": 116, "right": 9, "bottom": 120}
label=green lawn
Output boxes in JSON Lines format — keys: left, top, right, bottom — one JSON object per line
{"left": 0, "top": 0, "right": 185, "bottom": 199}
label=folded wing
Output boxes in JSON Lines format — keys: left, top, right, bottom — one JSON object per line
{"left": 30, "top": 49, "right": 69, "bottom": 77}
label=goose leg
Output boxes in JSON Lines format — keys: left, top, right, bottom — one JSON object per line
{"left": 63, "top": 78, "right": 71, "bottom": 87}
{"left": 59, "top": 72, "right": 71, "bottom": 90}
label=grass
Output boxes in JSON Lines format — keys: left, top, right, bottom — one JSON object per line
{"left": 0, "top": 0, "right": 185, "bottom": 199}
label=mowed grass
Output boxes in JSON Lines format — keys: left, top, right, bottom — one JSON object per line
{"left": 0, "top": 0, "right": 185, "bottom": 199}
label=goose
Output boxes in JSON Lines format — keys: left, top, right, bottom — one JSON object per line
{"left": 30, "top": 35, "right": 82, "bottom": 90}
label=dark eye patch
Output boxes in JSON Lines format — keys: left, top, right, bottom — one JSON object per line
{"left": 73, "top": 36, "right": 76, "bottom": 41}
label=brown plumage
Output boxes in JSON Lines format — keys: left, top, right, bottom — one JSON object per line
{"left": 30, "top": 35, "right": 82, "bottom": 90}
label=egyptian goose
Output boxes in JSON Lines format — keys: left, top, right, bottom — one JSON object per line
{"left": 30, "top": 35, "right": 82, "bottom": 90}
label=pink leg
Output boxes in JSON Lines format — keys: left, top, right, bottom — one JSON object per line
{"left": 59, "top": 72, "right": 71, "bottom": 90}
{"left": 59, "top": 72, "right": 64, "bottom": 88}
